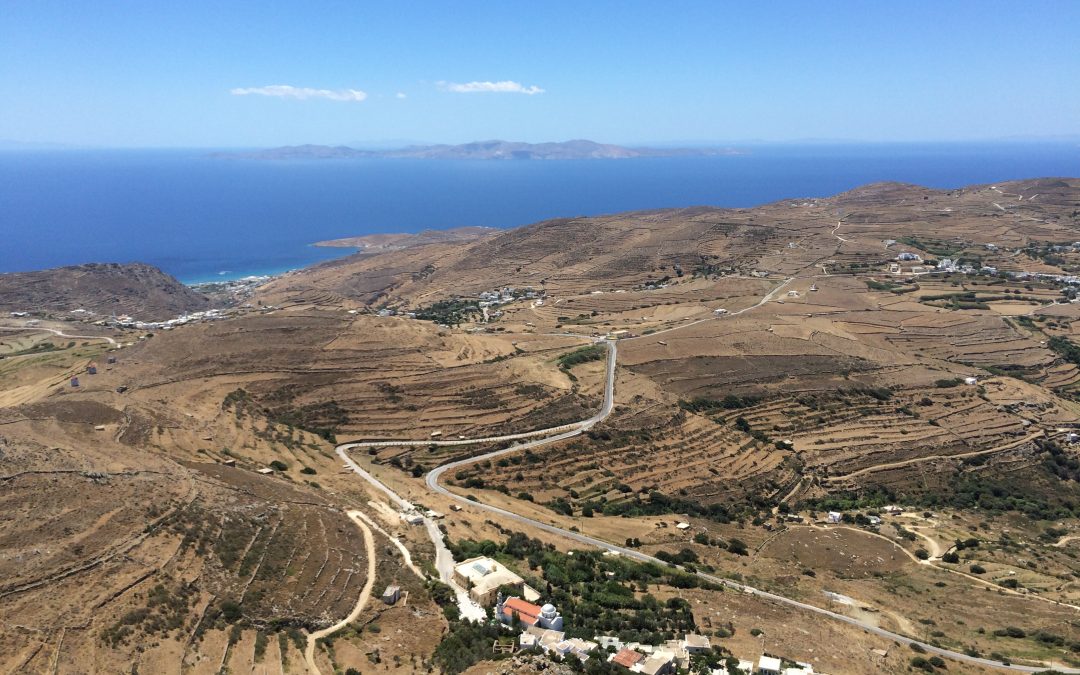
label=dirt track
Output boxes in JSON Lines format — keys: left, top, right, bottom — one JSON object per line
{"left": 304, "top": 510, "right": 375, "bottom": 675}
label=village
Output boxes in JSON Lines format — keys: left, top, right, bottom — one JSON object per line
{"left": 427, "top": 552, "right": 827, "bottom": 675}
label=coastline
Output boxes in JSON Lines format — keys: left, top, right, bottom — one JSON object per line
{"left": 178, "top": 246, "right": 358, "bottom": 286}
{"left": 6, "top": 145, "right": 1080, "bottom": 286}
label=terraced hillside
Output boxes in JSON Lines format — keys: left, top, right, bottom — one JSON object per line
{"left": 113, "top": 311, "right": 601, "bottom": 441}
{"left": 258, "top": 178, "right": 1080, "bottom": 311}
{"left": 6, "top": 178, "right": 1080, "bottom": 674}
{"left": 0, "top": 396, "right": 383, "bottom": 674}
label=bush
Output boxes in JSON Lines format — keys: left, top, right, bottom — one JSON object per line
{"left": 269, "top": 460, "right": 288, "bottom": 471}
{"left": 300, "top": 466, "right": 316, "bottom": 475}
{"left": 254, "top": 632, "right": 268, "bottom": 661}
{"left": 220, "top": 599, "right": 242, "bottom": 622}
{"left": 969, "top": 564, "right": 986, "bottom": 574}
{"left": 915, "top": 548, "right": 930, "bottom": 560}
{"left": 727, "top": 538, "right": 749, "bottom": 556}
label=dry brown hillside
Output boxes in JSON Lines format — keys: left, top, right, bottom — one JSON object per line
{"left": 0, "top": 262, "right": 211, "bottom": 321}
{"left": 261, "top": 177, "right": 1080, "bottom": 513}
{"left": 258, "top": 177, "right": 1080, "bottom": 309}
{"left": 5, "top": 178, "right": 1080, "bottom": 673}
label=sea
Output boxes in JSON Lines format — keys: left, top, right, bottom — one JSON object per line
{"left": 2, "top": 142, "right": 1078, "bottom": 284}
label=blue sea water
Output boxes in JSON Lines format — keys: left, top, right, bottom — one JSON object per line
{"left": 1, "top": 143, "right": 1078, "bottom": 284}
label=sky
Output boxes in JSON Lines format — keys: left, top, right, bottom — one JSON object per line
{"left": 2, "top": 0, "right": 1079, "bottom": 148}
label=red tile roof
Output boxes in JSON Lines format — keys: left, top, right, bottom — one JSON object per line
{"left": 612, "top": 648, "right": 645, "bottom": 668}
{"left": 501, "top": 597, "right": 542, "bottom": 625}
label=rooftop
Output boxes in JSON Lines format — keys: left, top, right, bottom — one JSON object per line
{"left": 639, "top": 653, "right": 676, "bottom": 675}
{"left": 501, "top": 597, "right": 543, "bottom": 626}
{"left": 683, "top": 633, "right": 711, "bottom": 649}
{"left": 453, "top": 556, "right": 524, "bottom": 599}
{"left": 611, "top": 647, "right": 645, "bottom": 668}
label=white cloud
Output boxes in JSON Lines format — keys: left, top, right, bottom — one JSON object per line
{"left": 230, "top": 85, "right": 367, "bottom": 102}
{"left": 395, "top": 92, "right": 407, "bottom": 99}
{"left": 438, "top": 80, "right": 545, "bottom": 95}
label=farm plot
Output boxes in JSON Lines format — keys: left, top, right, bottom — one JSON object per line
{"left": 474, "top": 410, "right": 796, "bottom": 511}
{"left": 121, "top": 312, "right": 599, "bottom": 440}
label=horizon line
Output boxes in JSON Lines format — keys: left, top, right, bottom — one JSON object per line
{"left": 3, "top": 135, "right": 1080, "bottom": 152}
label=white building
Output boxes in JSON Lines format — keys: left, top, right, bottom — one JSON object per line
{"left": 452, "top": 557, "right": 524, "bottom": 605}
{"left": 497, "top": 595, "right": 563, "bottom": 631}
{"left": 519, "top": 626, "right": 594, "bottom": 662}
{"left": 682, "top": 634, "right": 711, "bottom": 652}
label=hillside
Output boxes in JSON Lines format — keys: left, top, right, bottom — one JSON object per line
{"left": 258, "top": 176, "right": 1080, "bottom": 505}
{"left": 215, "top": 139, "right": 740, "bottom": 161}
{"left": 6, "top": 178, "right": 1080, "bottom": 673}
{"left": 0, "top": 262, "right": 210, "bottom": 321}
{"left": 260, "top": 177, "right": 1080, "bottom": 307}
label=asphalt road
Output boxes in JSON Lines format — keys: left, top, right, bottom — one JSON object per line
{"left": 338, "top": 288, "right": 1079, "bottom": 674}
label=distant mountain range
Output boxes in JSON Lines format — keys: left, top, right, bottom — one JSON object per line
{"left": 214, "top": 139, "right": 742, "bottom": 161}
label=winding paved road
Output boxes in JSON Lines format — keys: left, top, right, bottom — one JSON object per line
{"left": 336, "top": 282, "right": 1080, "bottom": 674}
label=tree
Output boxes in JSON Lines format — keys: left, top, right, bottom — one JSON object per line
{"left": 727, "top": 538, "right": 749, "bottom": 556}
{"left": 220, "top": 599, "right": 242, "bottom": 622}
{"left": 915, "top": 548, "right": 930, "bottom": 560}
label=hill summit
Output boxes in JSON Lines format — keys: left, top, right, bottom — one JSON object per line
{"left": 0, "top": 262, "right": 210, "bottom": 321}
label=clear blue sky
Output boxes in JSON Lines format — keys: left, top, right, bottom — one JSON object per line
{"left": 2, "top": 0, "right": 1078, "bottom": 147}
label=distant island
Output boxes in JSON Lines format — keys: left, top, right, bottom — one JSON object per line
{"left": 214, "top": 139, "right": 743, "bottom": 161}
{"left": 313, "top": 226, "right": 498, "bottom": 250}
